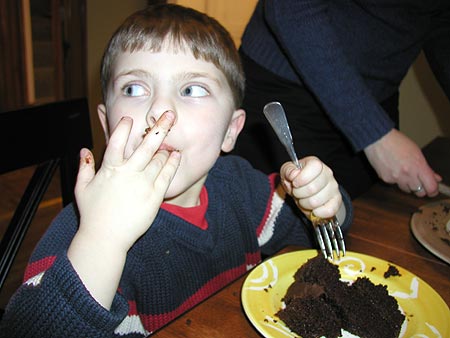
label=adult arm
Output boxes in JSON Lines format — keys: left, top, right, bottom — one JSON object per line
{"left": 263, "top": 0, "right": 393, "bottom": 151}
{"left": 263, "top": 0, "right": 441, "bottom": 196}
{"left": 364, "top": 8, "right": 449, "bottom": 197}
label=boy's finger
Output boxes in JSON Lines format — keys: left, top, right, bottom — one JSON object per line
{"left": 298, "top": 157, "right": 323, "bottom": 182}
{"left": 75, "top": 148, "right": 96, "bottom": 197}
{"left": 103, "top": 117, "right": 133, "bottom": 167}
{"left": 152, "top": 150, "right": 182, "bottom": 194}
{"left": 312, "top": 195, "right": 342, "bottom": 219}
{"left": 129, "top": 111, "right": 176, "bottom": 170}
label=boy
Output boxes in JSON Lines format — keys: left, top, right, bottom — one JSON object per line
{"left": 0, "top": 4, "right": 352, "bottom": 337}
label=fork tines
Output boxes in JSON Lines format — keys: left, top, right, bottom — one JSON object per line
{"left": 313, "top": 217, "right": 346, "bottom": 260}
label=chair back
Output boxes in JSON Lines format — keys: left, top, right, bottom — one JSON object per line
{"left": 0, "top": 98, "right": 93, "bottom": 311}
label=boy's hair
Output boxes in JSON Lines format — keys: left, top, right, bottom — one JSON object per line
{"left": 101, "top": 4, "right": 245, "bottom": 108}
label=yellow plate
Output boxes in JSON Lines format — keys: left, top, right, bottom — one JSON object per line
{"left": 241, "top": 250, "right": 450, "bottom": 338}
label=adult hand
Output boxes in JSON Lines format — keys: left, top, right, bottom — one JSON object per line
{"left": 280, "top": 156, "right": 342, "bottom": 219}
{"left": 364, "top": 129, "right": 441, "bottom": 197}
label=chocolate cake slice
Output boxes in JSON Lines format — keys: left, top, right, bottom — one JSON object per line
{"left": 342, "top": 277, "right": 404, "bottom": 337}
{"left": 276, "top": 254, "right": 405, "bottom": 338}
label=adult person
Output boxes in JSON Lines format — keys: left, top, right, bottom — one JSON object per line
{"left": 233, "top": 0, "right": 449, "bottom": 198}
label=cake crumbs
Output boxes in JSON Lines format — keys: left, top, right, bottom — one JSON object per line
{"left": 264, "top": 284, "right": 273, "bottom": 292}
{"left": 384, "top": 264, "right": 401, "bottom": 278}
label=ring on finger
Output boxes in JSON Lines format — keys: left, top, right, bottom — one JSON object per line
{"left": 411, "top": 185, "right": 423, "bottom": 193}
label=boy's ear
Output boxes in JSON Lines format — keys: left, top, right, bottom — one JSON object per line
{"left": 221, "top": 109, "right": 246, "bottom": 153}
{"left": 97, "top": 104, "right": 110, "bottom": 142}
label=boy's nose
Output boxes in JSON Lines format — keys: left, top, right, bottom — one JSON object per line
{"left": 145, "top": 109, "right": 177, "bottom": 132}
{"left": 146, "top": 96, "right": 176, "bottom": 127}
{"left": 145, "top": 114, "right": 157, "bottom": 129}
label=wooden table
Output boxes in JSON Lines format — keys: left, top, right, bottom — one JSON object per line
{"left": 152, "top": 182, "right": 450, "bottom": 337}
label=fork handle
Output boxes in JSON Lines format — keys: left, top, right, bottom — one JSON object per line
{"left": 309, "top": 211, "right": 335, "bottom": 223}
{"left": 283, "top": 143, "right": 301, "bottom": 169}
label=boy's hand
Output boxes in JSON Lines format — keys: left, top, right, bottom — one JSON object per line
{"left": 280, "top": 156, "right": 342, "bottom": 219}
{"left": 74, "top": 111, "right": 181, "bottom": 252}
{"left": 68, "top": 111, "right": 181, "bottom": 309}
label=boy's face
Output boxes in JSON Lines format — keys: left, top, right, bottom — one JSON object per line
{"left": 98, "top": 47, "right": 245, "bottom": 206}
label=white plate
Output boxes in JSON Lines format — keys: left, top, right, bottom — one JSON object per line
{"left": 411, "top": 199, "right": 450, "bottom": 264}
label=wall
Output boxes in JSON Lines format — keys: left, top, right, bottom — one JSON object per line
{"left": 399, "top": 53, "right": 450, "bottom": 147}
{"left": 170, "top": 0, "right": 257, "bottom": 46}
{"left": 87, "top": 0, "right": 148, "bottom": 161}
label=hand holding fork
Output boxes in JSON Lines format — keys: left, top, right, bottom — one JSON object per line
{"left": 263, "top": 102, "right": 346, "bottom": 260}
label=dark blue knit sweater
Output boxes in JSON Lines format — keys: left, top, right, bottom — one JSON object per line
{"left": 0, "top": 156, "right": 353, "bottom": 337}
{"left": 241, "top": 0, "right": 450, "bottom": 151}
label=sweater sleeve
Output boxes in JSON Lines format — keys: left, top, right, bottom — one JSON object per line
{"left": 0, "top": 204, "right": 129, "bottom": 338}
{"left": 261, "top": 0, "right": 394, "bottom": 151}
{"left": 217, "top": 156, "right": 353, "bottom": 256}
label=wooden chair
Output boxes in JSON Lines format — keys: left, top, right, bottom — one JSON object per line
{"left": 0, "top": 98, "right": 93, "bottom": 317}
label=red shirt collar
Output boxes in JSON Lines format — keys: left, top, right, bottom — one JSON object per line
{"left": 161, "top": 186, "right": 209, "bottom": 230}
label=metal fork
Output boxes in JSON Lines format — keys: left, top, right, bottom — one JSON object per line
{"left": 263, "top": 101, "right": 346, "bottom": 260}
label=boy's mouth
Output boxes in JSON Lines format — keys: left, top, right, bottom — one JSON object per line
{"left": 158, "top": 143, "right": 176, "bottom": 152}
{"left": 143, "top": 127, "right": 176, "bottom": 152}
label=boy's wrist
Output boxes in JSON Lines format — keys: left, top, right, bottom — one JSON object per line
{"left": 68, "top": 230, "right": 128, "bottom": 309}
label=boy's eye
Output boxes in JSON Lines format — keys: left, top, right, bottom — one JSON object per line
{"left": 123, "top": 84, "right": 146, "bottom": 97}
{"left": 181, "top": 85, "right": 209, "bottom": 97}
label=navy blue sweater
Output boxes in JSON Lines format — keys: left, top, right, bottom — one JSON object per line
{"left": 241, "top": 0, "right": 450, "bottom": 151}
{"left": 0, "top": 156, "right": 352, "bottom": 337}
